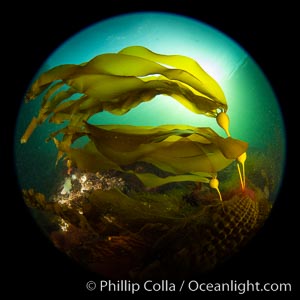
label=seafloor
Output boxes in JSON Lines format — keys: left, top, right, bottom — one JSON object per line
{"left": 23, "top": 148, "right": 273, "bottom": 279}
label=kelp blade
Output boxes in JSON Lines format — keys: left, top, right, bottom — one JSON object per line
{"left": 54, "top": 123, "right": 247, "bottom": 188}
{"left": 22, "top": 46, "right": 228, "bottom": 143}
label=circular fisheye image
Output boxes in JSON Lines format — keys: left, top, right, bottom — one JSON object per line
{"left": 14, "top": 12, "right": 285, "bottom": 279}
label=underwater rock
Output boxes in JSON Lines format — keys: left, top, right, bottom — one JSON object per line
{"left": 24, "top": 175, "right": 271, "bottom": 279}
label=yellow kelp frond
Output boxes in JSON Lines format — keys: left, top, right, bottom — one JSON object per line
{"left": 51, "top": 123, "right": 247, "bottom": 187}
{"left": 25, "top": 65, "right": 81, "bottom": 102}
{"left": 119, "top": 46, "right": 226, "bottom": 105}
{"left": 134, "top": 172, "right": 213, "bottom": 188}
{"left": 82, "top": 123, "right": 247, "bottom": 161}
{"left": 21, "top": 46, "right": 227, "bottom": 143}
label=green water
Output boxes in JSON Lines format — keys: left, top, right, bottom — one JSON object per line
{"left": 14, "top": 12, "right": 286, "bottom": 201}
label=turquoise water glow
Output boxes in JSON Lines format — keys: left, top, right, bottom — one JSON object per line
{"left": 15, "top": 12, "right": 285, "bottom": 198}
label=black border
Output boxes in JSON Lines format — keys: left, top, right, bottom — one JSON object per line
{"left": 4, "top": 1, "right": 296, "bottom": 298}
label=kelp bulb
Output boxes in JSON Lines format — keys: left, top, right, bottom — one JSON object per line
{"left": 209, "top": 177, "right": 219, "bottom": 189}
{"left": 237, "top": 152, "right": 247, "bottom": 164}
{"left": 217, "top": 111, "right": 231, "bottom": 137}
{"left": 209, "top": 177, "right": 223, "bottom": 202}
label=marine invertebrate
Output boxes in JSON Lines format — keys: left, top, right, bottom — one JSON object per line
{"left": 20, "top": 46, "right": 271, "bottom": 278}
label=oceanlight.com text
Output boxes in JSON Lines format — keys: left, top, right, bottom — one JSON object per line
{"left": 86, "top": 279, "right": 292, "bottom": 294}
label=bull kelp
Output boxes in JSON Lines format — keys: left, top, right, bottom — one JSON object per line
{"left": 20, "top": 46, "right": 271, "bottom": 279}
